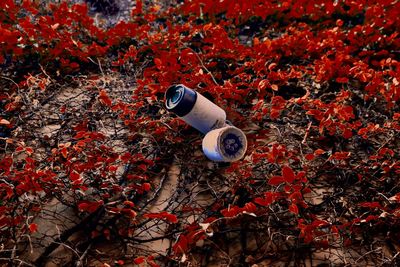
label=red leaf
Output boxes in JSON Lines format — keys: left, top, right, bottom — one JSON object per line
{"left": 258, "top": 79, "right": 269, "bottom": 92}
{"left": 271, "top": 84, "right": 279, "bottom": 91}
{"left": 253, "top": 37, "right": 260, "bottom": 46}
{"left": 283, "top": 185, "right": 292, "bottom": 192}
{"left": 108, "top": 165, "right": 118, "bottom": 172}
{"left": 302, "top": 187, "right": 312, "bottom": 194}
{"left": 305, "top": 153, "right": 315, "bottom": 161}
{"left": 91, "top": 230, "right": 100, "bottom": 239}
{"left": 296, "top": 171, "right": 307, "bottom": 181}
{"left": 173, "top": 234, "right": 188, "bottom": 255}
{"left": 329, "top": 151, "right": 351, "bottom": 160}
{"left": 134, "top": 257, "right": 145, "bottom": 264}
{"left": 244, "top": 202, "right": 257, "bottom": 213}
{"left": 282, "top": 166, "right": 295, "bottom": 183}
{"left": 25, "top": 147, "right": 33, "bottom": 155}
{"left": 268, "top": 176, "right": 285, "bottom": 185}
{"left": 131, "top": 0, "right": 142, "bottom": 15}
{"left": 0, "top": 183, "right": 13, "bottom": 199}
{"left": 154, "top": 58, "right": 162, "bottom": 68}
{"left": 78, "top": 200, "right": 103, "bottom": 213}
{"left": 142, "top": 182, "right": 151, "bottom": 191}
{"left": 70, "top": 171, "right": 80, "bottom": 181}
{"left": 143, "top": 211, "right": 178, "bottom": 223}
{"left": 363, "top": 215, "right": 378, "bottom": 223}
{"left": 271, "top": 96, "right": 286, "bottom": 107}
{"left": 99, "top": 90, "right": 112, "bottom": 107}
{"left": 203, "top": 23, "right": 213, "bottom": 31}
{"left": 338, "top": 106, "right": 355, "bottom": 121}
{"left": 290, "top": 191, "right": 303, "bottom": 201}
{"left": 103, "top": 228, "right": 111, "bottom": 240}
{"left": 29, "top": 223, "right": 38, "bottom": 233}
{"left": 123, "top": 201, "right": 134, "bottom": 208}
{"left": 336, "top": 77, "right": 349, "bottom": 83}
{"left": 220, "top": 205, "right": 241, "bottom": 217}
{"left": 306, "top": 109, "right": 324, "bottom": 120}
{"left": 312, "top": 219, "right": 329, "bottom": 228}
{"left": 289, "top": 203, "right": 299, "bottom": 215}
{"left": 268, "top": 63, "right": 277, "bottom": 71}
{"left": 120, "top": 152, "right": 132, "bottom": 163}
{"left": 0, "top": 119, "right": 10, "bottom": 125}
{"left": 342, "top": 129, "right": 353, "bottom": 139}
{"left": 125, "top": 45, "right": 137, "bottom": 59}
{"left": 74, "top": 131, "right": 87, "bottom": 139}
{"left": 69, "top": 62, "right": 80, "bottom": 69}
{"left": 61, "top": 147, "right": 68, "bottom": 158}
{"left": 389, "top": 193, "right": 400, "bottom": 202}
{"left": 270, "top": 108, "right": 281, "bottom": 119}
{"left": 254, "top": 197, "right": 271, "bottom": 206}
{"left": 122, "top": 208, "right": 137, "bottom": 218}
{"left": 359, "top": 202, "right": 382, "bottom": 209}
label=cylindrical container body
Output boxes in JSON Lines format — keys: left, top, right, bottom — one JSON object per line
{"left": 165, "top": 84, "right": 226, "bottom": 134}
{"left": 202, "top": 126, "right": 247, "bottom": 162}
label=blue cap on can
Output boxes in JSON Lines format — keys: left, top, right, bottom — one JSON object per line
{"left": 165, "top": 84, "right": 197, "bottom": 117}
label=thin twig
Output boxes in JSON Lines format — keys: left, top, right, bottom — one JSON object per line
{"left": 52, "top": 241, "right": 81, "bottom": 259}
{"left": 0, "top": 258, "right": 36, "bottom": 267}
{"left": 184, "top": 46, "right": 219, "bottom": 86}
{"left": 140, "top": 171, "right": 168, "bottom": 211}
{"left": 355, "top": 248, "right": 382, "bottom": 263}
{"left": 0, "top": 76, "right": 20, "bottom": 89}
{"left": 75, "top": 243, "right": 92, "bottom": 267}
{"left": 302, "top": 121, "right": 312, "bottom": 144}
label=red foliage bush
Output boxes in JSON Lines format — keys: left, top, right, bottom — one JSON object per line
{"left": 1, "top": 0, "right": 399, "bottom": 265}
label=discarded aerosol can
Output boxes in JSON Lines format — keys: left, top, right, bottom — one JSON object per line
{"left": 165, "top": 84, "right": 247, "bottom": 162}
{"left": 165, "top": 84, "right": 226, "bottom": 134}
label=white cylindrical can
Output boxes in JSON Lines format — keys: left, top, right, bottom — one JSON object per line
{"left": 202, "top": 126, "right": 247, "bottom": 162}
{"left": 165, "top": 84, "right": 226, "bottom": 134}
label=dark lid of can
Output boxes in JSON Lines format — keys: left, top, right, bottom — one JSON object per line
{"left": 165, "top": 84, "right": 197, "bottom": 117}
{"left": 222, "top": 133, "right": 244, "bottom": 156}
{"left": 219, "top": 127, "right": 247, "bottom": 160}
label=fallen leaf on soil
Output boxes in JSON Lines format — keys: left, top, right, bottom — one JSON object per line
{"left": 0, "top": 119, "right": 10, "bottom": 125}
